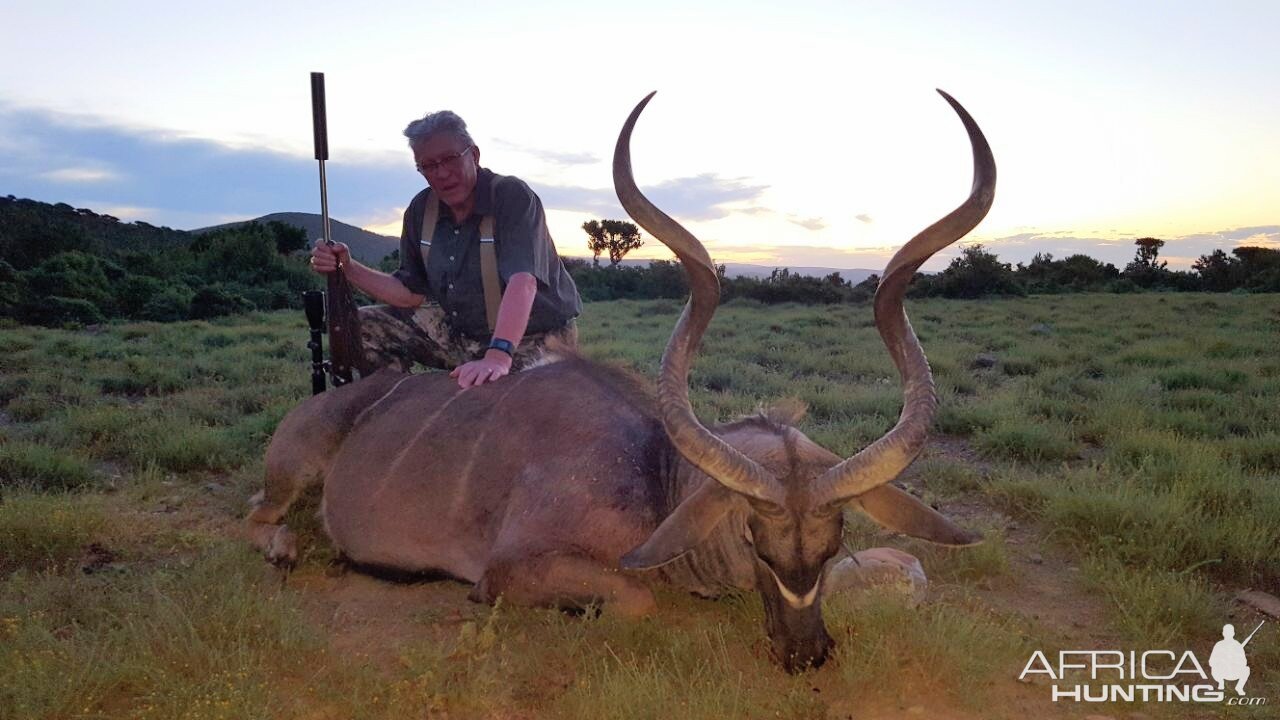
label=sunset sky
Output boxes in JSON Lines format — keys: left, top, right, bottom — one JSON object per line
{"left": 2, "top": 0, "right": 1276, "bottom": 271}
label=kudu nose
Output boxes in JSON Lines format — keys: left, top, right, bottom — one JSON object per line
{"left": 776, "top": 631, "right": 835, "bottom": 674}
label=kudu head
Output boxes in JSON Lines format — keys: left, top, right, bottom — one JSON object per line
{"left": 615, "top": 91, "right": 996, "bottom": 673}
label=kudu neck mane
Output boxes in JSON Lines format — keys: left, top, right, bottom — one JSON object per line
{"left": 649, "top": 417, "right": 806, "bottom": 596}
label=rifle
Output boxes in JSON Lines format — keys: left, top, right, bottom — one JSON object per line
{"left": 310, "top": 71, "right": 369, "bottom": 388}
{"left": 1242, "top": 620, "right": 1265, "bottom": 647}
{"left": 303, "top": 289, "right": 327, "bottom": 394}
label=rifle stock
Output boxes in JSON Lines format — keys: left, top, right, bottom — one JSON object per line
{"left": 311, "top": 71, "right": 369, "bottom": 386}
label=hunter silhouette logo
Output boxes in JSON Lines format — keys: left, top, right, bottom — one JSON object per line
{"left": 1020, "top": 620, "right": 1268, "bottom": 706}
{"left": 1209, "top": 621, "right": 1263, "bottom": 696}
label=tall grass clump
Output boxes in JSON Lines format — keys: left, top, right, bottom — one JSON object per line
{"left": 0, "top": 441, "right": 96, "bottom": 490}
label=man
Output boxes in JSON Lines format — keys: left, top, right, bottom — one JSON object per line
{"left": 1209, "top": 623, "right": 1251, "bottom": 696}
{"left": 310, "top": 111, "right": 581, "bottom": 388}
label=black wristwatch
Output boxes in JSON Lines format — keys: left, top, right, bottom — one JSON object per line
{"left": 488, "top": 337, "right": 515, "bottom": 356}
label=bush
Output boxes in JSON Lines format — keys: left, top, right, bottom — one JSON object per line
{"left": 724, "top": 268, "right": 853, "bottom": 304}
{"left": 189, "top": 286, "right": 256, "bottom": 319}
{"left": 929, "top": 245, "right": 1023, "bottom": 299}
{"left": 116, "top": 275, "right": 168, "bottom": 317}
{"left": 1016, "top": 253, "right": 1119, "bottom": 292}
{"left": 0, "top": 260, "right": 28, "bottom": 316}
{"left": 567, "top": 262, "right": 690, "bottom": 301}
{"left": 141, "top": 286, "right": 194, "bottom": 322}
{"left": 20, "top": 251, "right": 121, "bottom": 316}
{"left": 20, "top": 297, "right": 106, "bottom": 327}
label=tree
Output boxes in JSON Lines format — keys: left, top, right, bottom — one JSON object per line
{"left": 1228, "top": 246, "right": 1280, "bottom": 292}
{"left": 1124, "top": 237, "right": 1173, "bottom": 288}
{"left": 1016, "top": 252, "right": 1119, "bottom": 292}
{"left": 582, "top": 219, "right": 643, "bottom": 267}
{"left": 1192, "top": 249, "right": 1241, "bottom": 292}
{"left": 265, "top": 220, "right": 308, "bottom": 255}
{"left": 1132, "top": 237, "right": 1167, "bottom": 270}
{"left": 932, "top": 244, "right": 1023, "bottom": 298}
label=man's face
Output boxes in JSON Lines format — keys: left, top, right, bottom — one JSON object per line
{"left": 414, "top": 134, "right": 480, "bottom": 212}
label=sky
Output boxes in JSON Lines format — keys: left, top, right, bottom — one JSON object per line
{"left": 1, "top": 0, "right": 1277, "bottom": 271}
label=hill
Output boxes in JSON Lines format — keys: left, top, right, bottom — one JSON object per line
{"left": 193, "top": 212, "right": 398, "bottom": 264}
{"left": 1, "top": 194, "right": 190, "bottom": 269}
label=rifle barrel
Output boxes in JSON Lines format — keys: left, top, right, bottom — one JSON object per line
{"left": 1242, "top": 620, "right": 1265, "bottom": 647}
{"left": 310, "top": 72, "right": 333, "bottom": 247}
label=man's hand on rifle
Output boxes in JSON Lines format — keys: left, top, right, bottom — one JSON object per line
{"left": 310, "top": 240, "right": 351, "bottom": 274}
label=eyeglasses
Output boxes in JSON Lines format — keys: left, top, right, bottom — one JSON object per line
{"left": 415, "top": 145, "right": 473, "bottom": 175}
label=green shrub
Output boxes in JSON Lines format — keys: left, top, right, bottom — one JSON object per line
{"left": 116, "top": 275, "right": 168, "bottom": 316}
{"left": 189, "top": 286, "right": 255, "bottom": 319}
{"left": 140, "top": 286, "right": 193, "bottom": 321}
{"left": 20, "top": 296, "right": 106, "bottom": 327}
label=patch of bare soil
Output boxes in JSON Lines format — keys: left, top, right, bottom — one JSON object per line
{"left": 906, "top": 435, "right": 1116, "bottom": 648}
{"left": 286, "top": 566, "right": 479, "bottom": 672}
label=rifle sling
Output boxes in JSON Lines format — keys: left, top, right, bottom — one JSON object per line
{"left": 418, "top": 189, "right": 502, "bottom": 333}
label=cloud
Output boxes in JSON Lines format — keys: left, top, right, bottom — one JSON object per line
{"left": 856, "top": 214, "right": 873, "bottom": 224}
{"left": 786, "top": 215, "right": 826, "bottom": 231}
{"left": 531, "top": 184, "right": 620, "bottom": 216}
{"left": 39, "top": 167, "right": 120, "bottom": 183}
{"left": 646, "top": 174, "right": 768, "bottom": 221}
{"left": 0, "top": 102, "right": 421, "bottom": 229}
{"left": 0, "top": 103, "right": 778, "bottom": 231}
{"left": 96, "top": 205, "right": 158, "bottom": 220}
{"left": 491, "top": 138, "right": 598, "bottom": 166}
{"left": 536, "top": 172, "right": 769, "bottom": 222}
{"left": 1172, "top": 225, "right": 1280, "bottom": 246}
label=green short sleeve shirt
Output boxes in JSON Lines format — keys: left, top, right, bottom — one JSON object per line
{"left": 393, "top": 168, "right": 582, "bottom": 339}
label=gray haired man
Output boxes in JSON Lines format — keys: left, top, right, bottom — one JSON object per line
{"left": 310, "top": 111, "right": 582, "bottom": 388}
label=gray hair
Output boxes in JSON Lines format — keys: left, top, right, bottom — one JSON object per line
{"left": 403, "top": 110, "right": 474, "bottom": 149}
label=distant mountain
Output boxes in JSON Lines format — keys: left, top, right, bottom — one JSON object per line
{"left": 567, "top": 257, "right": 878, "bottom": 283}
{"left": 193, "top": 212, "right": 398, "bottom": 264}
{"left": 720, "top": 263, "right": 878, "bottom": 282}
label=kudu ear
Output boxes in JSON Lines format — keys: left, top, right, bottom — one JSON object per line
{"left": 621, "top": 482, "right": 739, "bottom": 570}
{"left": 849, "top": 484, "right": 982, "bottom": 546}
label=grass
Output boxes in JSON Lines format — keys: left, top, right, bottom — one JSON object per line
{"left": 0, "top": 544, "right": 316, "bottom": 719}
{"left": 2, "top": 292, "right": 1278, "bottom": 718}
{"left": 1080, "top": 556, "right": 1222, "bottom": 647}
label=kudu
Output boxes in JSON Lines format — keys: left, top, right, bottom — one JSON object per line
{"left": 247, "top": 90, "right": 995, "bottom": 672}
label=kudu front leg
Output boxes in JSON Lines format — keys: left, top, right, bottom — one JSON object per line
{"left": 472, "top": 552, "right": 658, "bottom": 618}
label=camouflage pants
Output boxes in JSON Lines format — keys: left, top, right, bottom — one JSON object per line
{"left": 358, "top": 303, "right": 577, "bottom": 373}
